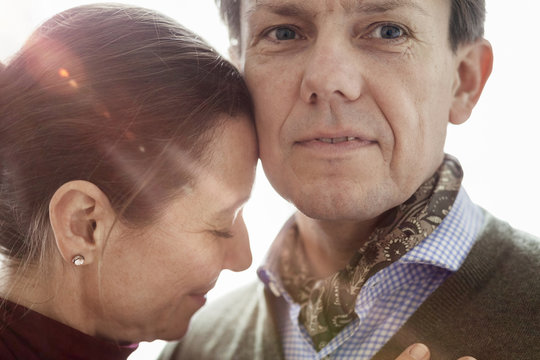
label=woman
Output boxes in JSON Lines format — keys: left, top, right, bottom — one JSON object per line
{"left": 0, "top": 4, "right": 256, "bottom": 359}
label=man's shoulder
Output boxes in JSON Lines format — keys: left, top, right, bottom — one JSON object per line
{"left": 470, "top": 211, "right": 540, "bottom": 295}
{"left": 159, "top": 280, "right": 283, "bottom": 360}
{"left": 479, "top": 211, "right": 540, "bottom": 262}
{"left": 198, "top": 280, "right": 265, "bottom": 317}
{"left": 374, "top": 211, "right": 540, "bottom": 359}
{"left": 194, "top": 280, "right": 270, "bottom": 329}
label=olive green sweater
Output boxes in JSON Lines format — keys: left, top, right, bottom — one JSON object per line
{"left": 160, "top": 213, "right": 540, "bottom": 360}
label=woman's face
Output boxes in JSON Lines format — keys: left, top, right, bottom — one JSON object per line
{"left": 88, "top": 117, "right": 257, "bottom": 342}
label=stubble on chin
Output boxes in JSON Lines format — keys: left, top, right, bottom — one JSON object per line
{"left": 290, "top": 180, "right": 404, "bottom": 223}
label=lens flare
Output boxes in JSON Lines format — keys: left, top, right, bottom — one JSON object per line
{"left": 58, "top": 68, "right": 70, "bottom": 78}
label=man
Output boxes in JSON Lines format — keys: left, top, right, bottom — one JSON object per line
{"left": 161, "top": 0, "right": 540, "bottom": 359}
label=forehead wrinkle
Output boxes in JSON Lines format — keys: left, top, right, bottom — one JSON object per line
{"left": 248, "top": 0, "right": 318, "bottom": 19}
{"left": 247, "top": 0, "right": 429, "bottom": 19}
{"left": 344, "top": 0, "right": 429, "bottom": 16}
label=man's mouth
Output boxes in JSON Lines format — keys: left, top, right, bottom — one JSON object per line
{"left": 316, "top": 136, "right": 358, "bottom": 144}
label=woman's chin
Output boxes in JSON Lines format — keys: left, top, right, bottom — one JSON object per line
{"left": 155, "top": 323, "right": 190, "bottom": 342}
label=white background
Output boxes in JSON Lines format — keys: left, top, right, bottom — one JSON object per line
{"left": 1, "top": 1, "right": 539, "bottom": 358}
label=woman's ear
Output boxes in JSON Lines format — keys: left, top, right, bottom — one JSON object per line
{"left": 449, "top": 38, "right": 493, "bottom": 125}
{"left": 49, "top": 180, "right": 115, "bottom": 266}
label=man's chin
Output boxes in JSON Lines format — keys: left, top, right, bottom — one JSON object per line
{"left": 292, "top": 191, "right": 396, "bottom": 223}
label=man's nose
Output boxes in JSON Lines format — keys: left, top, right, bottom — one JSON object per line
{"left": 300, "top": 34, "right": 363, "bottom": 104}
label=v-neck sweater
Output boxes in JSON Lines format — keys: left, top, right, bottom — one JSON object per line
{"left": 160, "top": 211, "right": 540, "bottom": 360}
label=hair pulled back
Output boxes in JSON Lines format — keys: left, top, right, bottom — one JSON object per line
{"left": 0, "top": 4, "right": 252, "bottom": 268}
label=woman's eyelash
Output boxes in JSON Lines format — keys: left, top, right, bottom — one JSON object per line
{"left": 212, "top": 230, "right": 234, "bottom": 239}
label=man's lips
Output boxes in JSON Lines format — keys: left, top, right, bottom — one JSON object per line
{"left": 296, "top": 136, "right": 377, "bottom": 146}
{"left": 314, "top": 136, "right": 374, "bottom": 144}
{"left": 316, "top": 136, "right": 355, "bottom": 144}
{"left": 295, "top": 130, "right": 377, "bottom": 145}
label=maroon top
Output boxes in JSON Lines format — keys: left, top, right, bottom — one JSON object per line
{"left": 0, "top": 298, "right": 138, "bottom": 360}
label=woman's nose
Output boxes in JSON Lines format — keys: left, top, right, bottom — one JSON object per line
{"left": 222, "top": 215, "right": 252, "bottom": 272}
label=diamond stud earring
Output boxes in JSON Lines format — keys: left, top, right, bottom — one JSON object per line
{"left": 72, "top": 255, "right": 85, "bottom": 266}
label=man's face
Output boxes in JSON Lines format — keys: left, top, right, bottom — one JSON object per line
{"left": 240, "top": 0, "right": 463, "bottom": 221}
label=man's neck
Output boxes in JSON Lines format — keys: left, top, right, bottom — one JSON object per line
{"left": 295, "top": 212, "right": 380, "bottom": 278}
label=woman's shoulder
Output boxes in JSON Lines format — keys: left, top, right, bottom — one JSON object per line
{"left": 0, "top": 298, "right": 136, "bottom": 360}
{"left": 0, "top": 299, "right": 45, "bottom": 360}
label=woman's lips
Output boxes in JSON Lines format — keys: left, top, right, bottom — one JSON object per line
{"left": 188, "top": 293, "right": 208, "bottom": 307}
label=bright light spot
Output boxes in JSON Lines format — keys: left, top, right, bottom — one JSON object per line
{"left": 68, "top": 79, "right": 78, "bottom": 88}
{"left": 58, "top": 68, "right": 69, "bottom": 78}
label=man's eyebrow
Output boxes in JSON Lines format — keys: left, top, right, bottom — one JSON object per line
{"left": 247, "top": 2, "right": 315, "bottom": 19}
{"left": 351, "top": 0, "right": 428, "bottom": 16}
{"left": 247, "top": 0, "right": 428, "bottom": 18}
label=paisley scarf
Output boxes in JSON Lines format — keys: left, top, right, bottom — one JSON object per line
{"left": 278, "top": 155, "right": 463, "bottom": 351}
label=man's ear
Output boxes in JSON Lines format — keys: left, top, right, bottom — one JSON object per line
{"left": 49, "top": 180, "right": 115, "bottom": 266}
{"left": 449, "top": 38, "right": 493, "bottom": 125}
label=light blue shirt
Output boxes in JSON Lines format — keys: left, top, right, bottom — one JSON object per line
{"left": 258, "top": 187, "right": 484, "bottom": 360}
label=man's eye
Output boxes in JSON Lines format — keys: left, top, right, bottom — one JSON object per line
{"left": 273, "top": 27, "right": 297, "bottom": 41}
{"left": 371, "top": 24, "right": 405, "bottom": 39}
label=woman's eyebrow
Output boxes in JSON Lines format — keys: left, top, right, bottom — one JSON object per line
{"left": 214, "top": 195, "right": 251, "bottom": 217}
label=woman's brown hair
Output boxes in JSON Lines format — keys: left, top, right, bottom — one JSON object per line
{"left": 0, "top": 4, "right": 252, "bottom": 272}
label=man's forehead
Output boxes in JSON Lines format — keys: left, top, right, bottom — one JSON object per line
{"left": 243, "top": 0, "right": 431, "bottom": 15}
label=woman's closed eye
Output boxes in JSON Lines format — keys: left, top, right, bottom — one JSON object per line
{"left": 212, "top": 229, "right": 234, "bottom": 239}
